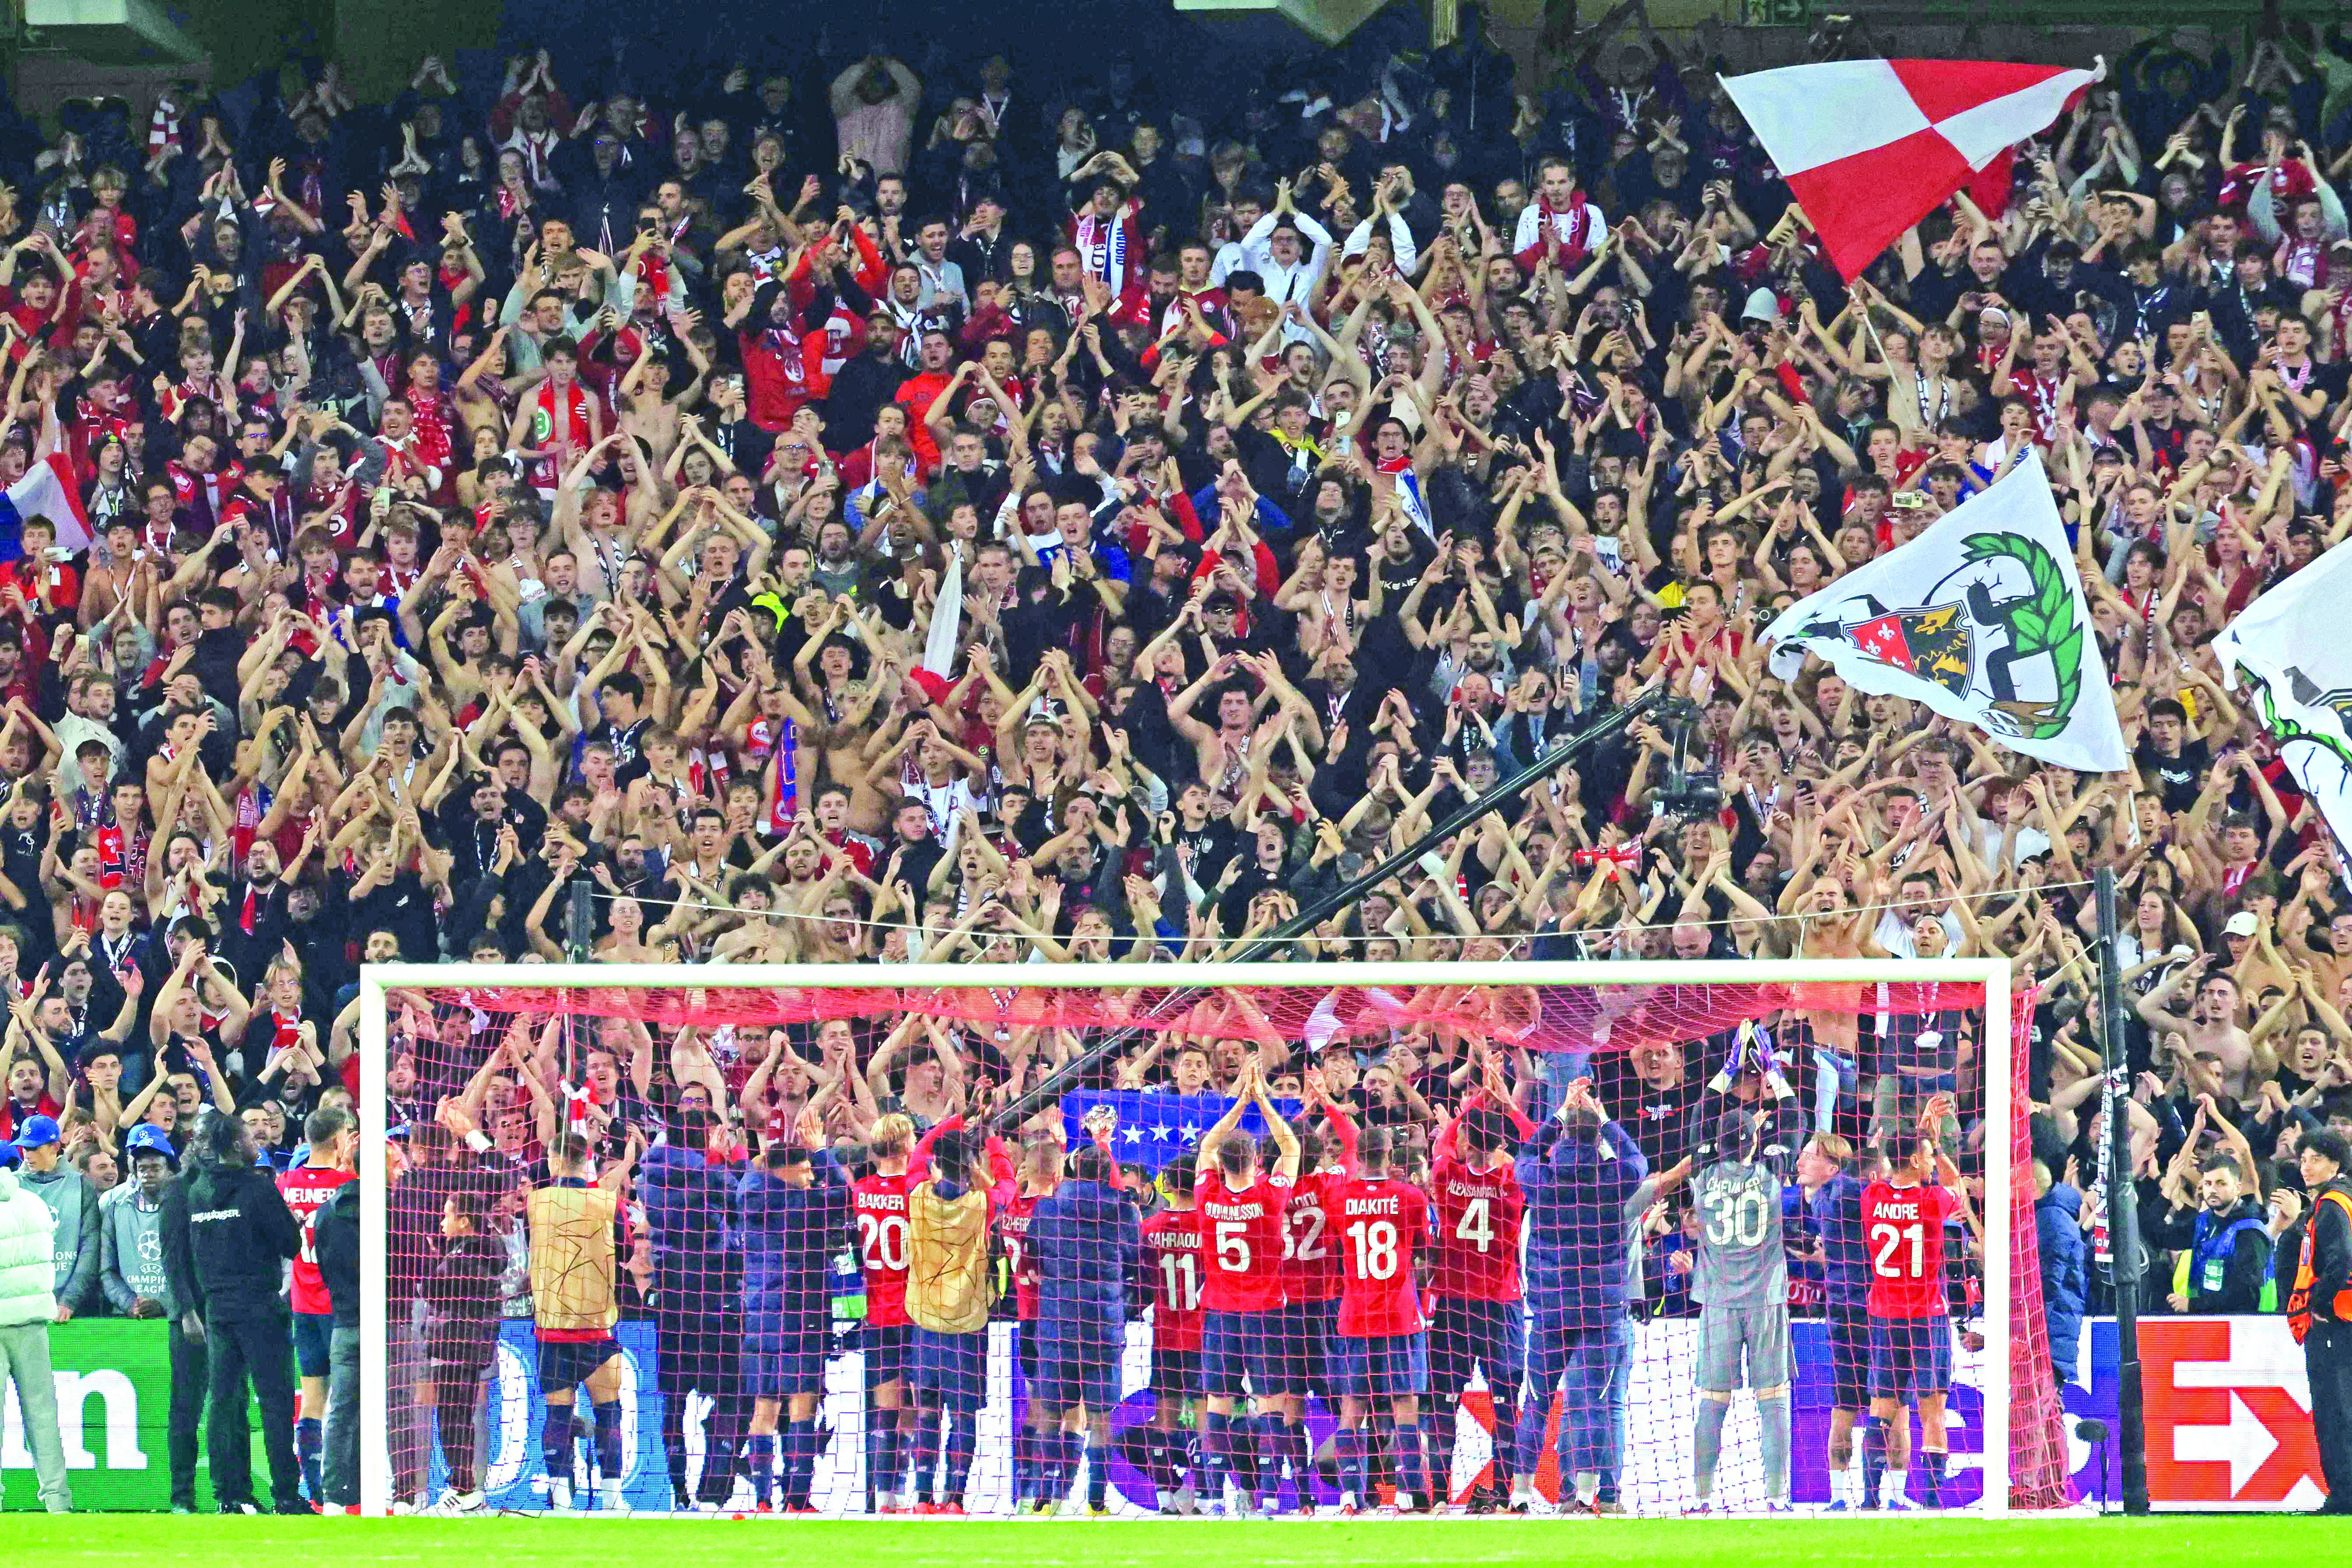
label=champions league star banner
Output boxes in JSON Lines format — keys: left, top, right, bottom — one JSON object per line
{"left": 1059, "top": 1090, "right": 1307, "bottom": 1177}
{"left": 1761, "top": 450, "right": 2127, "bottom": 773}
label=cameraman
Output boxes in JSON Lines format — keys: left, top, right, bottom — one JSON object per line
{"left": 161, "top": 1108, "right": 306, "bottom": 1514}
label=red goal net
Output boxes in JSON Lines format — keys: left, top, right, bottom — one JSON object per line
{"left": 361, "top": 967, "right": 2069, "bottom": 1518}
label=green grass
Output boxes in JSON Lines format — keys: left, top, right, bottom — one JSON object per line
{"left": 11, "top": 1517, "right": 2351, "bottom": 1568}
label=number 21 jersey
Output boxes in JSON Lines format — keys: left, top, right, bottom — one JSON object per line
{"left": 1861, "top": 1178, "right": 1960, "bottom": 1318}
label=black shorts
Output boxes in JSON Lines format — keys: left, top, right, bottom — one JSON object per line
{"left": 862, "top": 1321, "right": 913, "bottom": 1389}
{"left": 1271, "top": 1299, "right": 1337, "bottom": 1397}
{"left": 1427, "top": 1296, "right": 1522, "bottom": 1400}
{"left": 536, "top": 1334, "right": 623, "bottom": 1395}
{"left": 1868, "top": 1315, "right": 1952, "bottom": 1401}
{"left": 1151, "top": 1346, "right": 1202, "bottom": 1402}
{"left": 294, "top": 1310, "right": 335, "bottom": 1379}
{"left": 1826, "top": 1302, "right": 1870, "bottom": 1411}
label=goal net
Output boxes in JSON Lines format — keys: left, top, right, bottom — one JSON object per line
{"left": 356, "top": 959, "right": 2069, "bottom": 1518}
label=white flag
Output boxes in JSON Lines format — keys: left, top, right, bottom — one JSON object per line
{"left": 2215, "top": 539, "right": 2352, "bottom": 861}
{"left": 1760, "top": 451, "right": 2127, "bottom": 771}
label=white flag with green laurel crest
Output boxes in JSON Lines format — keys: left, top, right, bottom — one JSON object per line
{"left": 1760, "top": 450, "right": 2127, "bottom": 772}
{"left": 2215, "top": 537, "right": 2352, "bottom": 863}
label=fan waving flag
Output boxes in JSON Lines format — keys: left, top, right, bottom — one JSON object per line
{"left": 1720, "top": 58, "right": 2100, "bottom": 279}
{"left": 2215, "top": 540, "right": 2352, "bottom": 872}
{"left": 1760, "top": 451, "right": 2126, "bottom": 771}
{"left": 0, "top": 452, "right": 91, "bottom": 560}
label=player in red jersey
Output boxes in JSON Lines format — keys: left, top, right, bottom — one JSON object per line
{"left": 1427, "top": 1060, "right": 1534, "bottom": 1511}
{"left": 1194, "top": 1054, "right": 1300, "bottom": 1515}
{"left": 852, "top": 1112, "right": 921, "bottom": 1511}
{"left": 1861, "top": 1096, "right": 1980, "bottom": 1511}
{"left": 1001, "top": 1130, "right": 1059, "bottom": 1513}
{"left": 1332, "top": 1124, "right": 1431, "bottom": 1514}
{"left": 1136, "top": 1155, "right": 1206, "bottom": 1514}
{"left": 1270, "top": 1068, "right": 1357, "bottom": 1513}
{"left": 278, "top": 1105, "right": 357, "bottom": 1506}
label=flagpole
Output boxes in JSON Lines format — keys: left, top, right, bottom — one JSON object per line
{"left": 2096, "top": 864, "right": 2150, "bottom": 1515}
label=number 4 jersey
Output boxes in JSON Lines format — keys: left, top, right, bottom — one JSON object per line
{"left": 1861, "top": 1178, "right": 1961, "bottom": 1318}
{"left": 1429, "top": 1153, "right": 1523, "bottom": 1302}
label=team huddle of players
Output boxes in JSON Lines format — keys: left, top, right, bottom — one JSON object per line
{"left": 517, "top": 1029, "right": 1982, "bottom": 1516}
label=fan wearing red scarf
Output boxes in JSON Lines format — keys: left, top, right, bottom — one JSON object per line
{"left": 508, "top": 335, "right": 600, "bottom": 494}
{"left": 731, "top": 278, "right": 826, "bottom": 433}
{"left": 1511, "top": 157, "right": 1607, "bottom": 277}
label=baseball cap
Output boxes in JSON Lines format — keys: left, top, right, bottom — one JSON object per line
{"left": 15, "top": 1115, "right": 59, "bottom": 1148}
{"left": 125, "top": 1124, "right": 176, "bottom": 1164}
{"left": 2223, "top": 911, "right": 2259, "bottom": 938}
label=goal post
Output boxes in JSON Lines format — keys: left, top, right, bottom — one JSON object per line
{"left": 358, "top": 957, "right": 2053, "bottom": 1518}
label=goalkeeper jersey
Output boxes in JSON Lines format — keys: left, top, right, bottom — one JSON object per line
{"left": 1690, "top": 1154, "right": 1789, "bottom": 1309}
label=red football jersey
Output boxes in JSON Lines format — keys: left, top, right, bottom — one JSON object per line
{"left": 1142, "top": 1207, "right": 1206, "bottom": 1352}
{"left": 854, "top": 1171, "right": 919, "bottom": 1328}
{"left": 999, "top": 1187, "right": 1044, "bottom": 1321}
{"left": 1861, "top": 1179, "right": 1961, "bottom": 1318}
{"left": 1429, "top": 1154, "right": 1524, "bottom": 1302}
{"left": 1280, "top": 1168, "right": 1346, "bottom": 1304}
{"left": 1197, "top": 1170, "right": 1292, "bottom": 1314}
{"left": 1334, "top": 1176, "right": 1428, "bottom": 1337}
{"left": 278, "top": 1164, "right": 354, "bottom": 1316}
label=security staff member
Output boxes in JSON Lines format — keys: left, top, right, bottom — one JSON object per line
{"left": 161, "top": 1107, "right": 306, "bottom": 1514}
{"left": 2287, "top": 1128, "right": 2352, "bottom": 1516}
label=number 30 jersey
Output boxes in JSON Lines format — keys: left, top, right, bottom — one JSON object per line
{"left": 1861, "top": 1178, "right": 1960, "bottom": 1319}
{"left": 1691, "top": 1155, "right": 1789, "bottom": 1309}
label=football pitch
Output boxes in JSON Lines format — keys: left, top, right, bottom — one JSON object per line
{"left": 20, "top": 1516, "right": 2350, "bottom": 1567}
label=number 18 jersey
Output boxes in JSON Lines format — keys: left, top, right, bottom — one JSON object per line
{"left": 1861, "top": 1178, "right": 1960, "bottom": 1318}
{"left": 1333, "top": 1176, "right": 1428, "bottom": 1337}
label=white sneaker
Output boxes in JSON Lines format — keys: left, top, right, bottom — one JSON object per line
{"left": 546, "top": 1479, "right": 573, "bottom": 1512}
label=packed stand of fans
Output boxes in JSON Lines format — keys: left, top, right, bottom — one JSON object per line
{"left": 10, "top": 2, "right": 2352, "bottom": 1518}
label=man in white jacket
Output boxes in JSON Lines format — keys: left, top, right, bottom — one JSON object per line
{"left": 0, "top": 1146, "right": 70, "bottom": 1511}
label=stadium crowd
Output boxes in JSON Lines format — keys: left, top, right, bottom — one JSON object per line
{"left": 5, "top": 0, "right": 2352, "bottom": 1521}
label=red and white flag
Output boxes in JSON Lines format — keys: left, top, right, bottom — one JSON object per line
{"left": 1721, "top": 58, "right": 2099, "bottom": 280}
